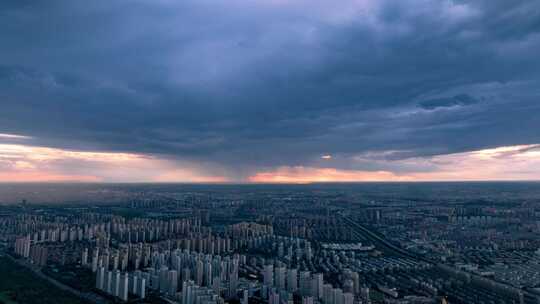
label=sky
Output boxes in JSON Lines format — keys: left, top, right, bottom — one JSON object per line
{"left": 0, "top": 0, "right": 540, "bottom": 183}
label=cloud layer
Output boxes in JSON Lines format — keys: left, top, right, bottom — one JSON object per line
{"left": 0, "top": 143, "right": 227, "bottom": 182}
{"left": 1, "top": 0, "right": 540, "bottom": 181}
{"left": 250, "top": 145, "right": 540, "bottom": 183}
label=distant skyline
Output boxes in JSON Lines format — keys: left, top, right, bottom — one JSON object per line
{"left": 1, "top": 1, "right": 540, "bottom": 183}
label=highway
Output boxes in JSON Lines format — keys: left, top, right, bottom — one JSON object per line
{"left": 341, "top": 215, "right": 430, "bottom": 262}
{"left": 341, "top": 215, "right": 540, "bottom": 303}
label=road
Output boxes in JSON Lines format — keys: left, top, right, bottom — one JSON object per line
{"left": 341, "top": 216, "right": 429, "bottom": 261}
{"left": 341, "top": 215, "right": 540, "bottom": 303}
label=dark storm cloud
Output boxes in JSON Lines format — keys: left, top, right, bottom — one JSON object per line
{"left": 1, "top": 0, "right": 540, "bottom": 177}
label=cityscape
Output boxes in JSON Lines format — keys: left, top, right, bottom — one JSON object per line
{"left": 2, "top": 182, "right": 540, "bottom": 304}
{"left": 1, "top": 1, "right": 540, "bottom": 304}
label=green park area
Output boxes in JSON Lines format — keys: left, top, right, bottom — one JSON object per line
{"left": 0, "top": 256, "right": 89, "bottom": 304}
{"left": 0, "top": 291, "right": 18, "bottom": 304}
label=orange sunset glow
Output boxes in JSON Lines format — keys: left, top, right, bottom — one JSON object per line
{"left": 1, "top": 139, "right": 539, "bottom": 183}
{"left": 0, "top": 142, "right": 227, "bottom": 183}
{"left": 249, "top": 145, "right": 540, "bottom": 183}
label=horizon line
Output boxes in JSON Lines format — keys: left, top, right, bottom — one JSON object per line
{"left": 0, "top": 180, "right": 540, "bottom": 185}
